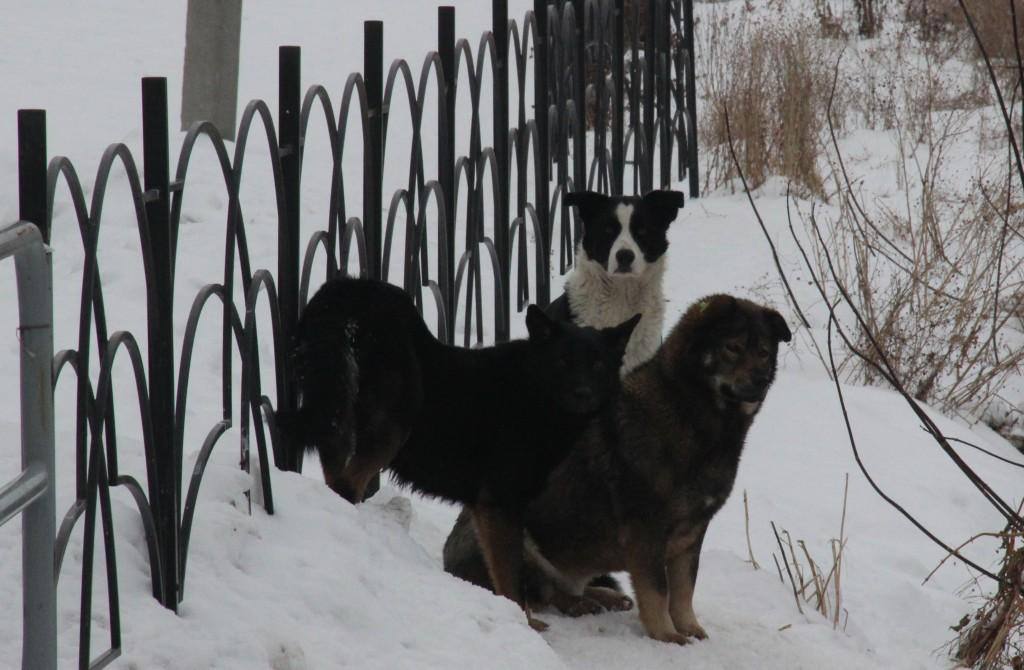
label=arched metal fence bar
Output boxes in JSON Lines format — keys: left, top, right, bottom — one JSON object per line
{"left": 240, "top": 269, "right": 284, "bottom": 510}
{"left": 80, "top": 329, "right": 156, "bottom": 669}
{"left": 381, "top": 188, "right": 416, "bottom": 289}
{"left": 46, "top": 157, "right": 102, "bottom": 512}
{"left": 9, "top": 2, "right": 697, "bottom": 666}
{"left": 169, "top": 120, "right": 242, "bottom": 428}
{"left": 297, "top": 84, "right": 341, "bottom": 280}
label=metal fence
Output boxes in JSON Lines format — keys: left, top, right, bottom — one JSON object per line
{"left": 8, "top": 0, "right": 697, "bottom": 667}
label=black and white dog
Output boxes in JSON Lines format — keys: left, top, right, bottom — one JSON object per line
{"left": 546, "top": 189, "right": 686, "bottom": 374}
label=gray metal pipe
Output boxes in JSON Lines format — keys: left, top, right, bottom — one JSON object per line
{"left": 0, "top": 220, "right": 56, "bottom": 670}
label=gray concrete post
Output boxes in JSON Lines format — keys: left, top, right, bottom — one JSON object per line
{"left": 181, "top": 0, "right": 243, "bottom": 140}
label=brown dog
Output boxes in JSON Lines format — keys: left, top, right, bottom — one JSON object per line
{"left": 443, "top": 294, "right": 791, "bottom": 642}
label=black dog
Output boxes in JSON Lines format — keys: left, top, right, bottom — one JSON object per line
{"left": 283, "top": 277, "right": 639, "bottom": 628}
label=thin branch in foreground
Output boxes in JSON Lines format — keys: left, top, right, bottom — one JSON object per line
{"left": 822, "top": 313, "right": 1005, "bottom": 583}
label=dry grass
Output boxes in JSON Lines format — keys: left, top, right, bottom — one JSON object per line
{"left": 906, "top": 0, "right": 1024, "bottom": 63}
{"left": 700, "top": 10, "right": 837, "bottom": 198}
{"left": 767, "top": 476, "right": 850, "bottom": 630}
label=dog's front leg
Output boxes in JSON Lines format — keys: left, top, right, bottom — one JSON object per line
{"left": 626, "top": 542, "right": 689, "bottom": 644}
{"left": 471, "top": 505, "right": 548, "bottom": 631}
{"left": 667, "top": 524, "right": 709, "bottom": 640}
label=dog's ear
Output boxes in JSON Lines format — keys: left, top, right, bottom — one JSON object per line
{"left": 694, "top": 294, "right": 738, "bottom": 326}
{"left": 764, "top": 309, "right": 792, "bottom": 343}
{"left": 604, "top": 313, "right": 642, "bottom": 356}
{"left": 642, "top": 190, "right": 685, "bottom": 228}
{"left": 662, "top": 295, "right": 737, "bottom": 371}
{"left": 525, "top": 304, "right": 558, "bottom": 341}
{"left": 564, "top": 191, "right": 612, "bottom": 225}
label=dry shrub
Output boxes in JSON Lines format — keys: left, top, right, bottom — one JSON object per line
{"left": 701, "top": 13, "right": 836, "bottom": 198}
{"left": 945, "top": 520, "right": 1024, "bottom": 669}
{"left": 906, "top": 0, "right": 1024, "bottom": 65}
{"left": 810, "top": 110, "right": 1024, "bottom": 417}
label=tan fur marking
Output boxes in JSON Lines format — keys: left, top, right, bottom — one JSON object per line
{"left": 667, "top": 552, "right": 707, "bottom": 640}
{"left": 473, "top": 507, "right": 549, "bottom": 631}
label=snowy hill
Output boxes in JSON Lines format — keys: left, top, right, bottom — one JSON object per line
{"left": 2, "top": 0, "right": 1023, "bottom": 668}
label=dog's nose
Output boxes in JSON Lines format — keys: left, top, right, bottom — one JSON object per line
{"left": 615, "top": 249, "right": 635, "bottom": 269}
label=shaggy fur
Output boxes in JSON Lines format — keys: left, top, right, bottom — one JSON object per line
{"left": 283, "top": 277, "right": 639, "bottom": 628}
{"left": 546, "top": 189, "right": 685, "bottom": 374}
{"left": 443, "top": 294, "right": 792, "bottom": 643}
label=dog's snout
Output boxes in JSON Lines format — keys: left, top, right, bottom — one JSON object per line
{"left": 615, "top": 249, "right": 635, "bottom": 269}
{"left": 570, "top": 386, "right": 597, "bottom": 408}
{"left": 573, "top": 387, "right": 594, "bottom": 401}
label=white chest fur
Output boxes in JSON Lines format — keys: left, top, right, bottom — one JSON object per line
{"left": 565, "top": 250, "right": 666, "bottom": 374}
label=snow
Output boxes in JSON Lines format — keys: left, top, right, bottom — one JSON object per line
{"left": 1, "top": 1, "right": 1022, "bottom": 668}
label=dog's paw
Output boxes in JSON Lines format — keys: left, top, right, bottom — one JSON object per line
{"left": 603, "top": 593, "right": 633, "bottom": 612}
{"left": 584, "top": 586, "right": 634, "bottom": 611}
{"left": 651, "top": 631, "right": 694, "bottom": 646}
{"left": 562, "top": 596, "right": 605, "bottom": 617}
{"left": 528, "top": 616, "right": 550, "bottom": 632}
{"left": 675, "top": 622, "right": 708, "bottom": 641}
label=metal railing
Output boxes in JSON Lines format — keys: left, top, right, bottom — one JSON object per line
{"left": 0, "top": 221, "right": 56, "bottom": 670}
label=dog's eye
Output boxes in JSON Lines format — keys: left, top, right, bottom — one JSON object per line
{"left": 725, "top": 343, "right": 743, "bottom": 355}
{"left": 759, "top": 347, "right": 771, "bottom": 359}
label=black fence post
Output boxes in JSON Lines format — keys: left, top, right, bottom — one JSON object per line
{"left": 611, "top": 0, "right": 624, "bottom": 195}
{"left": 682, "top": 0, "right": 699, "bottom": 198}
{"left": 629, "top": 1, "right": 641, "bottom": 195}
{"left": 141, "top": 76, "right": 179, "bottom": 610}
{"left": 18, "top": 110, "right": 48, "bottom": 243}
{"left": 643, "top": 0, "right": 656, "bottom": 194}
{"left": 572, "top": 0, "right": 586, "bottom": 196}
{"left": 657, "top": 0, "right": 671, "bottom": 188}
{"left": 493, "top": 0, "right": 511, "bottom": 342}
{"left": 364, "top": 21, "right": 384, "bottom": 281}
{"left": 533, "top": 0, "right": 551, "bottom": 306}
{"left": 278, "top": 46, "right": 301, "bottom": 472}
{"left": 363, "top": 21, "right": 384, "bottom": 499}
{"left": 438, "top": 7, "right": 456, "bottom": 341}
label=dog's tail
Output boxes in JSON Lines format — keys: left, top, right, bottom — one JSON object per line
{"left": 275, "top": 319, "right": 359, "bottom": 467}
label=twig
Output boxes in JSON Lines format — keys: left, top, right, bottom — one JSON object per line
{"left": 744, "top": 490, "right": 761, "bottom": 570}
{"left": 923, "top": 531, "right": 1010, "bottom": 585}
{"left": 772, "top": 521, "right": 805, "bottom": 615}
{"left": 921, "top": 429, "right": 1024, "bottom": 470}
{"left": 772, "top": 553, "right": 785, "bottom": 584}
